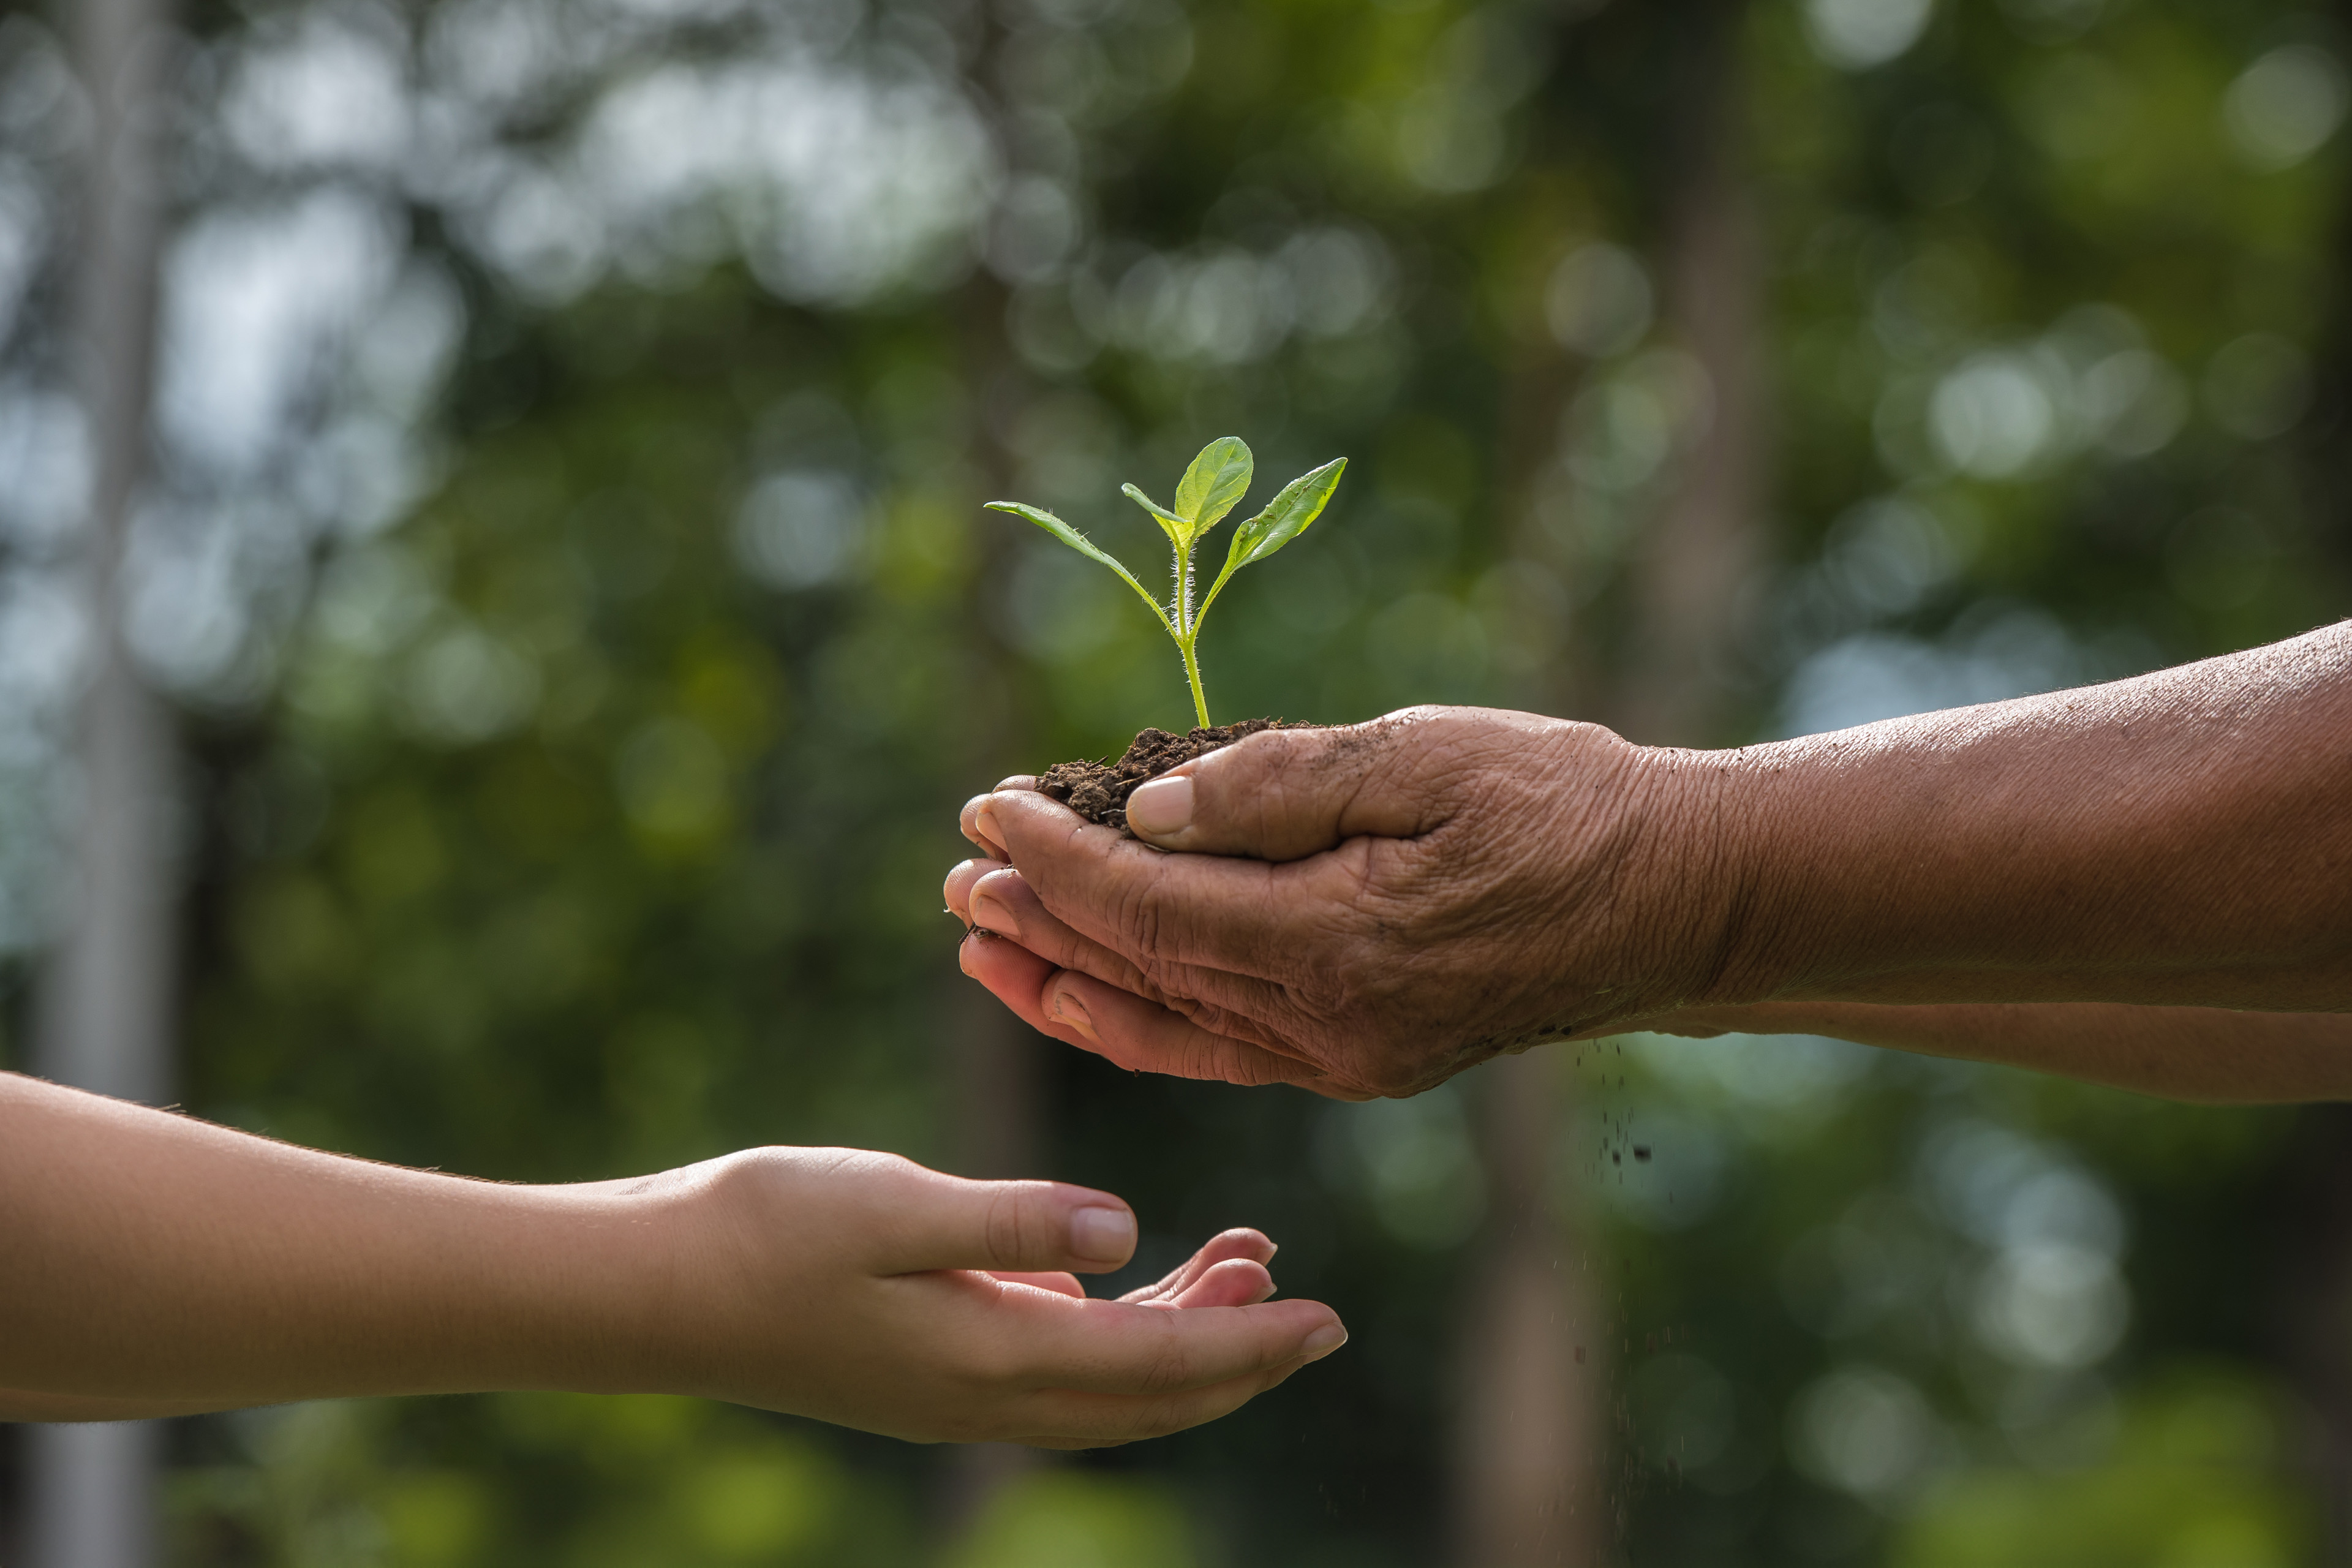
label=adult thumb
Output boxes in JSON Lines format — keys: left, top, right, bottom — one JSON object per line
{"left": 1121, "top": 707, "right": 1468, "bottom": 861}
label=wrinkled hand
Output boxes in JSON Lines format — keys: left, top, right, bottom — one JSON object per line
{"left": 670, "top": 1148, "right": 1344, "bottom": 1447}
{"left": 944, "top": 707, "right": 1728, "bottom": 1099}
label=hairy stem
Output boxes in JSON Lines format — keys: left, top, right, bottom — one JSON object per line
{"left": 1170, "top": 537, "right": 1210, "bottom": 726}
{"left": 1174, "top": 540, "right": 1194, "bottom": 633}
{"left": 1181, "top": 636, "right": 1211, "bottom": 729}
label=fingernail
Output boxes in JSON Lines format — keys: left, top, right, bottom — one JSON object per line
{"left": 1302, "top": 1324, "right": 1348, "bottom": 1359}
{"left": 968, "top": 889, "right": 1016, "bottom": 938}
{"left": 1050, "top": 985, "right": 1098, "bottom": 1040}
{"left": 959, "top": 935, "right": 979, "bottom": 976}
{"left": 1126, "top": 775, "right": 1194, "bottom": 838}
{"left": 974, "top": 801, "right": 1004, "bottom": 846}
{"left": 1071, "top": 1205, "right": 1136, "bottom": 1262}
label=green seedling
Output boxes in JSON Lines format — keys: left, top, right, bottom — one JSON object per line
{"left": 987, "top": 437, "right": 1346, "bottom": 728}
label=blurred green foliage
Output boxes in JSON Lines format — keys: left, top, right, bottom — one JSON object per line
{"left": 11, "top": 0, "right": 2335, "bottom": 1558}
{"left": 948, "top": 1471, "right": 1204, "bottom": 1568}
{"left": 169, "top": 1396, "right": 921, "bottom": 1566}
{"left": 1894, "top": 1371, "right": 2317, "bottom": 1567}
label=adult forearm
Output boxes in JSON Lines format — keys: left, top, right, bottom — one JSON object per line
{"left": 0, "top": 1074, "right": 682, "bottom": 1411}
{"left": 1650, "top": 1001, "right": 2352, "bottom": 1104}
{"left": 1703, "top": 622, "right": 2352, "bottom": 1011}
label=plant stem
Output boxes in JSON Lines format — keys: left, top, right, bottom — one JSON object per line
{"left": 1174, "top": 541, "right": 1193, "bottom": 635}
{"left": 1180, "top": 635, "right": 1211, "bottom": 728}
{"left": 1170, "top": 537, "right": 1210, "bottom": 727}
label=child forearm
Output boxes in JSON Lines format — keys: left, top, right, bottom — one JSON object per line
{"left": 0, "top": 1071, "right": 1346, "bottom": 1444}
{"left": 0, "top": 1071, "right": 677, "bottom": 1411}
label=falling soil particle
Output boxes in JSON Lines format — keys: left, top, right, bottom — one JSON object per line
{"left": 1039, "top": 719, "right": 1312, "bottom": 834}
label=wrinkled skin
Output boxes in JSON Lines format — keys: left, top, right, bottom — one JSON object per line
{"left": 949, "top": 627, "right": 2352, "bottom": 1106}
{"left": 946, "top": 708, "right": 1730, "bottom": 1100}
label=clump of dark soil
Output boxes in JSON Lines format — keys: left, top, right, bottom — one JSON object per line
{"left": 1040, "top": 719, "right": 1311, "bottom": 833}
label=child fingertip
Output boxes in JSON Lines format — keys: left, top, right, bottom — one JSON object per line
{"left": 1301, "top": 1323, "right": 1348, "bottom": 1359}
{"left": 1070, "top": 1204, "right": 1137, "bottom": 1264}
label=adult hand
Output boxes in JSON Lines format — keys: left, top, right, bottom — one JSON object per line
{"left": 947, "top": 627, "right": 2352, "bottom": 1102}
{"left": 946, "top": 707, "right": 1728, "bottom": 1099}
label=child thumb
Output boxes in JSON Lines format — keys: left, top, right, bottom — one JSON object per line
{"left": 878, "top": 1174, "right": 1139, "bottom": 1275}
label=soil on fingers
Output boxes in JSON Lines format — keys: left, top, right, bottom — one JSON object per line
{"left": 1039, "top": 720, "right": 1315, "bottom": 834}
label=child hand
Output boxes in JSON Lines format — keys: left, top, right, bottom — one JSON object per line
{"left": 652, "top": 1148, "right": 1345, "bottom": 1447}
{"left": 1, "top": 1076, "right": 1340, "bottom": 1443}
{"left": 988, "top": 1223, "right": 1281, "bottom": 1309}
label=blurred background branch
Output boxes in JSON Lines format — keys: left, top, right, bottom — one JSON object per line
{"left": 27, "top": 0, "right": 178, "bottom": 1554}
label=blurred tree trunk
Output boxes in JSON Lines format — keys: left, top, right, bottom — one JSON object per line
{"left": 1454, "top": 1, "right": 1763, "bottom": 1561}
{"left": 2305, "top": 0, "right": 2352, "bottom": 581}
{"left": 31, "top": 0, "right": 179, "bottom": 1560}
{"left": 938, "top": 987, "right": 1044, "bottom": 1524}
{"left": 1457, "top": 215, "right": 1611, "bottom": 1568}
{"left": 1613, "top": 0, "right": 1765, "bottom": 750}
{"left": 1453, "top": 1050, "right": 1606, "bottom": 1567}
{"left": 2279, "top": 62, "right": 2352, "bottom": 1537}
{"left": 937, "top": 235, "right": 1046, "bottom": 1531}
{"left": 2275, "top": 1105, "right": 2352, "bottom": 1560}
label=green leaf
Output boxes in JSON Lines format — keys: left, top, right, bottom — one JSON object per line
{"left": 984, "top": 501, "right": 1174, "bottom": 633}
{"left": 1172, "top": 437, "right": 1254, "bottom": 535}
{"left": 1193, "top": 456, "right": 1347, "bottom": 633}
{"left": 1224, "top": 456, "right": 1344, "bottom": 570}
{"left": 1120, "top": 484, "right": 1189, "bottom": 549}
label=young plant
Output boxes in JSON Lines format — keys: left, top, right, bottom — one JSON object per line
{"left": 986, "top": 437, "right": 1346, "bottom": 729}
